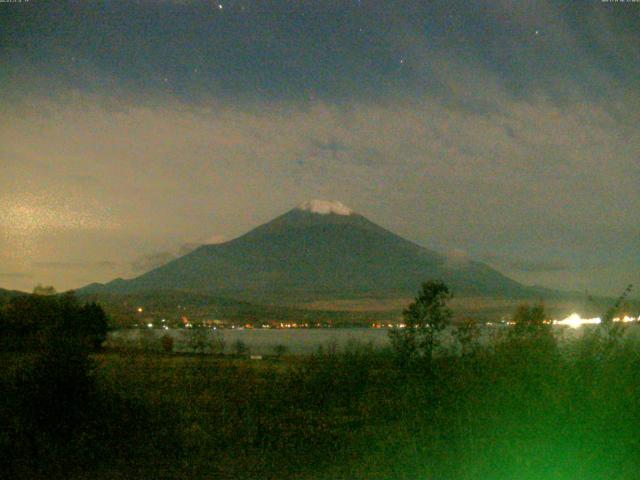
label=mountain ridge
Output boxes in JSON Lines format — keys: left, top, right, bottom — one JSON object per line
{"left": 78, "top": 202, "right": 559, "bottom": 302}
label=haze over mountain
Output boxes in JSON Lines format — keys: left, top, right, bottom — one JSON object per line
{"left": 80, "top": 201, "right": 553, "bottom": 302}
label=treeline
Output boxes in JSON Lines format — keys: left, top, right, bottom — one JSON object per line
{"left": 0, "top": 293, "right": 180, "bottom": 479}
{"left": 0, "top": 292, "right": 109, "bottom": 351}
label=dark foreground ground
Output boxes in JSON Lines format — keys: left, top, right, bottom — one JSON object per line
{"left": 2, "top": 325, "right": 640, "bottom": 480}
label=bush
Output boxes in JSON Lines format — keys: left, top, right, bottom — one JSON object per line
{"left": 211, "top": 330, "right": 226, "bottom": 355}
{"left": 232, "top": 339, "right": 249, "bottom": 356}
{"left": 161, "top": 334, "right": 174, "bottom": 353}
{"left": 453, "top": 317, "right": 481, "bottom": 356}
{"left": 187, "top": 327, "right": 210, "bottom": 354}
{"left": 272, "top": 343, "right": 288, "bottom": 358}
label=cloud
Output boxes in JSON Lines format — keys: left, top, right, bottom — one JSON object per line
{"left": 508, "top": 259, "right": 572, "bottom": 274}
{"left": 204, "top": 235, "right": 226, "bottom": 245}
{"left": 302, "top": 138, "right": 386, "bottom": 168}
{"left": 130, "top": 252, "right": 177, "bottom": 273}
{"left": 68, "top": 174, "right": 99, "bottom": 185}
{"left": 0, "top": 193, "right": 120, "bottom": 234}
{"left": 3, "top": 0, "right": 637, "bottom": 106}
{"left": 32, "top": 260, "right": 117, "bottom": 270}
{"left": 0, "top": 272, "right": 34, "bottom": 279}
{"left": 177, "top": 243, "right": 204, "bottom": 255}
{"left": 130, "top": 243, "right": 200, "bottom": 273}
{"left": 482, "top": 254, "right": 572, "bottom": 274}
{"left": 443, "top": 249, "right": 471, "bottom": 269}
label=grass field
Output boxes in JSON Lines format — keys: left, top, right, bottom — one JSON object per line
{"left": 4, "top": 325, "right": 640, "bottom": 479}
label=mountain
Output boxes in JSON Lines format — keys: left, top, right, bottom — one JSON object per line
{"left": 79, "top": 200, "right": 553, "bottom": 301}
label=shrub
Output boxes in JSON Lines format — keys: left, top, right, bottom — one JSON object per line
{"left": 272, "top": 343, "right": 288, "bottom": 358}
{"left": 161, "top": 333, "right": 174, "bottom": 353}
{"left": 211, "top": 330, "right": 226, "bottom": 355}
{"left": 233, "top": 339, "right": 249, "bottom": 356}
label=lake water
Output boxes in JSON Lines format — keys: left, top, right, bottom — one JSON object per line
{"left": 109, "top": 327, "right": 393, "bottom": 355}
{"left": 106, "top": 324, "right": 614, "bottom": 355}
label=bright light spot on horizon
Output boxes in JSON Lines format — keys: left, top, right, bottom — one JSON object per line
{"left": 554, "top": 313, "right": 601, "bottom": 329}
{"left": 553, "top": 313, "right": 640, "bottom": 329}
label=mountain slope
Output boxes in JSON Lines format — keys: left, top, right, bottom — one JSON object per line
{"left": 81, "top": 201, "right": 546, "bottom": 301}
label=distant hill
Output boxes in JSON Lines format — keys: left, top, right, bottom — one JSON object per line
{"left": 79, "top": 200, "right": 559, "bottom": 302}
{"left": 0, "top": 287, "right": 27, "bottom": 302}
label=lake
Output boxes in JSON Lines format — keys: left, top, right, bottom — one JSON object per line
{"left": 106, "top": 323, "right": 618, "bottom": 355}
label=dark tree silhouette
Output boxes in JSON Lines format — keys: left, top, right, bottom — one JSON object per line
{"left": 389, "top": 280, "right": 452, "bottom": 365}
{"left": 79, "top": 302, "right": 109, "bottom": 350}
{"left": 0, "top": 293, "right": 109, "bottom": 352}
{"left": 510, "top": 302, "right": 548, "bottom": 338}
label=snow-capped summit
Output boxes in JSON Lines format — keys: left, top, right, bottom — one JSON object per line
{"left": 297, "top": 200, "right": 353, "bottom": 215}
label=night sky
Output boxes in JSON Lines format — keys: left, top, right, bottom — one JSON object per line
{"left": 1, "top": 0, "right": 638, "bottom": 296}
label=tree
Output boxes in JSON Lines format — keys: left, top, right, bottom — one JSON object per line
{"left": 272, "top": 344, "right": 288, "bottom": 359}
{"left": 510, "top": 302, "right": 548, "bottom": 338}
{"left": 454, "top": 317, "right": 480, "bottom": 357}
{"left": 588, "top": 284, "right": 633, "bottom": 326}
{"left": 389, "top": 280, "right": 452, "bottom": 365}
{"left": 79, "top": 302, "right": 109, "bottom": 350}
{"left": 601, "top": 284, "right": 633, "bottom": 337}
{"left": 233, "top": 339, "right": 249, "bottom": 356}
{"left": 187, "top": 327, "right": 210, "bottom": 354}
{"left": 0, "top": 292, "right": 109, "bottom": 352}
{"left": 33, "top": 284, "right": 57, "bottom": 296}
{"left": 505, "top": 301, "right": 557, "bottom": 357}
{"left": 591, "top": 284, "right": 634, "bottom": 348}
{"left": 161, "top": 333, "right": 174, "bottom": 353}
{"left": 211, "top": 330, "right": 226, "bottom": 355}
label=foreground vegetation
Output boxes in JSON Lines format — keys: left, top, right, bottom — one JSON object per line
{"left": 2, "top": 290, "right": 640, "bottom": 479}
